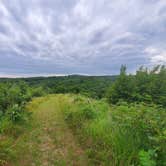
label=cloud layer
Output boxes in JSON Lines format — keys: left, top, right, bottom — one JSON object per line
{"left": 0, "top": 0, "right": 166, "bottom": 76}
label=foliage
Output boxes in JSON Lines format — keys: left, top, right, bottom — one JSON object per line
{"left": 0, "top": 81, "right": 44, "bottom": 120}
{"left": 0, "top": 65, "right": 166, "bottom": 165}
{"left": 139, "top": 150, "right": 156, "bottom": 166}
{"left": 107, "top": 65, "right": 166, "bottom": 107}
{"left": 0, "top": 81, "right": 43, "bottom": 164}
{"left": 0, "top": 75, "right": 116, "bottom": 99}
{"left": 61, "top": 95, "right": 166, "bottom": 165}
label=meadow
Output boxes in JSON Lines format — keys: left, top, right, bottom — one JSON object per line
{"left": 0, "top": 65, "right": 166, "bottom": 166}
{"left": 60, "top": 94, "right": 166, "bottom": 165}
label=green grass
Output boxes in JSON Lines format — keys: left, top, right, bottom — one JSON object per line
{"left": 0, "top": 94, "right": 165, "bottom": 166}
{"left": 0, "top": 95, "right": 89, "bottom": 166}
{"left": 60, "top": 95, "right": 166, "bottom": 166}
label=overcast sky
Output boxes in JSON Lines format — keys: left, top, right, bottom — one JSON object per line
{"left": 0, "top": 0, "right": 166, "bottom": 77}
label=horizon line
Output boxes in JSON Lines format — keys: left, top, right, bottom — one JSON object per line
{"left": 0, "top": 73, "right": 118, "bottom": 79}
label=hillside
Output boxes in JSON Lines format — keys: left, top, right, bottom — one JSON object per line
{"left": 0, "top": 75, "right": 117, "bottom": 99}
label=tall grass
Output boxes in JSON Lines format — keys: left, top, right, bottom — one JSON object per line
{"left": 61, "top": 95, "right": 166, "bottom": 166}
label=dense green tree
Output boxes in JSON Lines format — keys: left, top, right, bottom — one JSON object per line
{"left": 0, "top": 81, "right": 40, "bottom": 121}
{"left": 107, "top": 65, "right": 136, "bottom": 103}
{"left": 107, "top": 65, "right": 166, "bottom": 107}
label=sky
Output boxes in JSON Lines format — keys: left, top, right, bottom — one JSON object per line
{"left": 0, "top": 0, "right": 166, "bottom": 77}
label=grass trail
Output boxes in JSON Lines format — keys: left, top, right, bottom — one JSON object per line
{"left": 10, "top": 95, "right": 88, "bottom": 166}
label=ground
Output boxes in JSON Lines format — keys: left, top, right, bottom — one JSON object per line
{"left": 9, "top": 95, "right": 88, "bottom": 166}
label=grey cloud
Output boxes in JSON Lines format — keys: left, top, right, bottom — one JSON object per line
{"left": 0, "top": 0, "right": 166, "bottom": 76}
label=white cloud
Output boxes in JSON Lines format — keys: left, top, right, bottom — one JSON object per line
{"left": 145, "top": 46, "right": 166, "bottom": 63}
{"left": 0, "top": 0, "right": 166, "bottom": 75}
{"left": 151, "top": 53, "right": 166, "bottom": 63}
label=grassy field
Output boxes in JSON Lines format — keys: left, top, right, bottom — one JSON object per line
{"left": 59, "top": 95, "right": 166, "bottom": 166}
{"left": 0, "top": 94, "right": 165, "bottom": 166}
{"left": 0, "top": 95, "right": 89, "bottom": 166}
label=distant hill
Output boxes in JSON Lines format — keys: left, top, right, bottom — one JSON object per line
{"left": 0, "top": 75, "right": 117, "bottom": 98}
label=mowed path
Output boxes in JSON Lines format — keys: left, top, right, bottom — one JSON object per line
{"left": 11, "top": 95, "right": 88, "bottom": 166}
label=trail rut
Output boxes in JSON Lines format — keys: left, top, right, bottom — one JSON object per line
{"left": 11, "top": 96, "right": 88, "bottom": 166}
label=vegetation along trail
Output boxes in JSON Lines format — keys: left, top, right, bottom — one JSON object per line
{"left": 9, "top": 95, "right": 88, "bottom": 166}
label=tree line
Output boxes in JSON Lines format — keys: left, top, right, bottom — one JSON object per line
{"left": 107, "top": 65, "right": 166, "bottom": 107}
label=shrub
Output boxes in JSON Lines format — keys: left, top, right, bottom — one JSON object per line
{"left": 61, "top": 95, "right": 166, "bottom": 165}
{"left": 139, "top": 150, "right": 156, "bottom": 166}
{"left": 7, "top": 105, "right": 23, "bottom": 122}
{"left": 107, "top": 65, "right": 166, "bottom": 107}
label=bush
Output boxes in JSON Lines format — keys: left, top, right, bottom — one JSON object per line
{"left": 31, "top": 86, "right": 45, "bottom": 97}
{"left": 139, "top": 150, "right": 156, "bottom": 166}
{"left": 7, "top": 105, "right": 24, "bottom": 122}
{"left": 107, "top": 65, "right": 166, "bottom": 107}
{"left": 61, "top": 95, "right": 166, "bottom": 165}
{"left": 0, "top": 81, "right": 33, "bottom": 164}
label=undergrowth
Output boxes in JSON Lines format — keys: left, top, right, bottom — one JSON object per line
{"left": 60, "top": 95, "right": 166, "bottom": 166}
